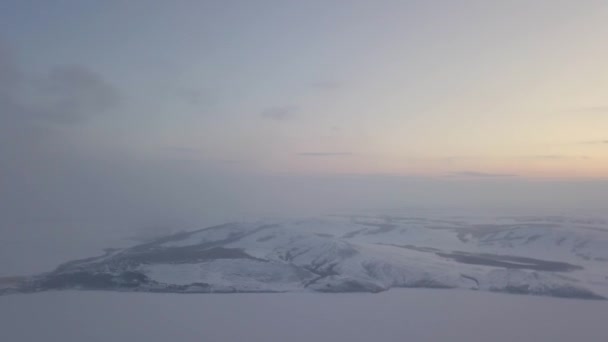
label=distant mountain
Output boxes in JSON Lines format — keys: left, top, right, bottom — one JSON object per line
{"left": 3, "top": 215, "right": 607, "bottom": 299}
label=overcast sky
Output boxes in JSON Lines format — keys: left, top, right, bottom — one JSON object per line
{"left": 1, "top": 1, "right": 608, "bottom": 240}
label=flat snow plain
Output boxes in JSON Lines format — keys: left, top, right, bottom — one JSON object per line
{"left": 1, "top": 289, "right": 607, "bottom": 342}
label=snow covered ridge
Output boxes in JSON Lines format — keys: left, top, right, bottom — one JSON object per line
{"left": 2, "top": 215, "right": 608, "bottom": 299}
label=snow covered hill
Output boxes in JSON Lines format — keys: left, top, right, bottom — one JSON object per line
{"left": 3, "top": 215, "right": 608, "bottom": 299}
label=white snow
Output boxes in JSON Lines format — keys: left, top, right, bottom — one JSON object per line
{"left": 142, "top": 259, "right": 309, "bottom": 292}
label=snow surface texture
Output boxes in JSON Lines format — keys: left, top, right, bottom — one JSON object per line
{"left": 2, "top": 214, "right": 607, "bottom": 299}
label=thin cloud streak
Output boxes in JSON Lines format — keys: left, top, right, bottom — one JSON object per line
{"left": 448, "top": 171, "right": 518, "bottom": 178}
{"left": 297, "top": 152, "right": 353, "bottom": 157}
{"left": 579, "top": 140, "right": 608, "bottom": 145}
{"left": 260, "top": 106, "right": 297, "bottom": 121}
{"left": 311, "top": 81, "right": 341, "bottom": 90}
{"left": 523, "top": 155, "right": 590, "bottom": 160}
{"left": 573, "top": 106, "right": 608, "bottom": 114}
{"left": 0, "top": 43, "right": 122, "bottom": 125}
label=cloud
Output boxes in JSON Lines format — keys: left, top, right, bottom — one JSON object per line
{"left": 174, "top": 87, "right": 217, "bottom": 107}
{"left": 524, "top": 155, "right": 590, "bottom": 160}
{"left": 0, "top": 41, "right": 26, "bottom": 121}
{"left": 448, "top": 171, "right": 517, "bottom": 178}
{"left": 311, "top": 81, "right": 341, "bottom": 90}
{"left": 579, "top": 140, "right": 608, "bottom": 145}
{"left": 582, "top": 106, "right": 608, "bottom": 113}
{"left": 297, "top": 152, "right": 353, "bottom": 157}
{"left": 260, "top": 106, "right": 297, "bottom": 121}
{"left": 33, "top": 65, "right": 122, "bottom": 124}
{"left": 176, "top": 88, "right": 205, "bottom": 105}
{"left": 567, "top": 106, "right": 608, "bottom": 114}
{"left": 0, "top": 41, "right": 22, "bottom": 96}
{"left": 528, "top": 155, "right": 564, "bottom": 160}
{"left": 167, "top": 147, "right": 205, "bottom": 154}
{"left": 0, "top": 43, "right": 121, "bottom": 125}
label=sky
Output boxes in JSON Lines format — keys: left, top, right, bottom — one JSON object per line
{"left": 1, "top": 0, "right": 608, "bottom": 238}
